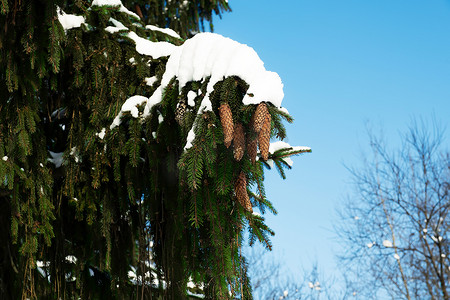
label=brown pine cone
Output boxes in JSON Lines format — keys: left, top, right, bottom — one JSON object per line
{"left": 219, "top": 103, "right": 234, "bottom": 148}
{"left": 247, "top": 137, "right": 258, "bottom": 164}
{"left": 258, "top": 112, "right": 271, "bottom": 160}
{"left": 233, "top": 123, "right": 245, "bottom": 161}
{"left": 235, "top": 172, "right": 252, "bottom": 212}
{"left": 253, "top": 102, "right": 268, "bottom": 133}
{"left": 175, "top": 100, "right": 187, "bottom": 125}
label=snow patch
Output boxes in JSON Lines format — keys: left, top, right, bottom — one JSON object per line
{"left": 65, "top": 255, "right": 77, "bottom": 264}
{"left": 57, "top": 7, "right": 85, "bottom": 32}
{"left": 146, "top": 24, "right": 181, "bottom": 39}
{"left": 110, "top": 95, "right": 148, "bottom": 129}
{"left": 278, "top": 107, "right": 289, "bottom": 115}
{"left": 48, "top": 151, "right": 63, "bottom": 168}
{"left": 269, "top": 141, "right": 310, "bottom": 154}
{"left": 187, "top": 90, "right": 196, "bottom": 107}
{"left": 382, "top": 240, "right": 393, "bottom": 248}
{"left": 184, "top": 128, "right": 196, "bottom": 150}
{"left": 105, "top": 17, "right": 127, "bottom": 33}
{"left": 91, "top": 0, "right": 140, "bottom": 20}
{"left": 266, "top": 159, "right": 274, "bottom": 168}
{"left": 70, "top": 147, "right": 81, "bottom": 163}
{"left": 126, "top": 31, "right": 176, "bottom": 59}
{"left": 96, "top": 128, "right": 106, "bottom": 139}
{"left": 155, "top": 32, "right": 284, "bottom": 110}
{"left": 145, "top": 76, "right": 157, "bottom": 86}
{"left": 2, "top": 156, "right": 7, "bottom": 161}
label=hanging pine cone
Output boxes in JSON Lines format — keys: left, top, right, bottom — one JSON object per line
{"left": 252, "top": 102, "right": 268, "bottom": 133}
{"left": 175, "top": 100, "right": 187, "bottom": 125}
{"left": 247, "top": 137, "right": 258, "bottom": 164}
{"left": 219, "top": 103, "right": 234, "bottom": 148}
{"left": 235, "top": 172, "right": 252, "bottom": 212}
{"left": 233, "top": 123, "right": 245, "bottom": 161}
{"left": 258, "top": 112, "right": 271, "bottom": 161}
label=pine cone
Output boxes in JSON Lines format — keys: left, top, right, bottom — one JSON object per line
{"left": 247, "top": 137, "right": 258, "bottom": 164}
{"left": 258, "top": 112, "right": 271, "bottom": 161}
{"left": 233, "top": 123, "right": 245, "bottom": 161}
{"left": 175, "top": 100, "right": 187, "bottom": 125}
{"left": 219, "top": 103, "right": 234, "bottom": 148}
{"left": 235, "top": 172, "right": 252, "bottom": 212}
{"left": 253, "top": 102, "right": 268, "bottom": 133}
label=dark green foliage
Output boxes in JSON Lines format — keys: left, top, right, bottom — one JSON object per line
{"left": 0, "top": 1, "right": 309, "bottom": 299}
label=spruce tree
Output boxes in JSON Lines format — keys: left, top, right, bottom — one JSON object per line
{"left": 0, "top": 1, "right": 310, "bottom": 299}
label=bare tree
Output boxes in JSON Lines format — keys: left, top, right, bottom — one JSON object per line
{"left": 246, "top": 246, "right": 351, "bottom": 300}
{"left": 336, "top": 120, "right": 450, "bottom": 299}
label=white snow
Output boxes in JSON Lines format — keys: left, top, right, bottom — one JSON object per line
{"left": 111, "top": 95, "right": 148, "bottom": 129}
{"left": 91, "top": 0, "right": 140, "bottom": 20}
{"left": 354, "top": 216, "right": 360, "bottom": 220}
{"left": 382, "top": 240, "right": 393, "bottom": 248}
{"left": 128, "top": 270, "right": 136, "bottom": 280}
{"left": 36, "top": 260, "right": 49, "bottom": 268}
{"left": 146, "top": 24, "right": 181, "bottom": 39}
{"left": 187, "top": 280, "right": 196, "bottom": 289}
{"left": 269, "top": 141, "right": 310, "bottom": 154}
{"left": 48, "top": 151, "right": 63, "bottom": 168}
{"left": 158, "top": 114, "right": 164, "bottom": 123}
{"left": 152, "top": 132, "right": 157, "bottom": 138}
{"left": 96, "top": 128, "right": 106, "bottom": 139}
{"left": 2, "top": 156, "right": 7, "bottom": 161}
{"left": 281, "top": 157, "right": 293, "bottom": 167}
{"left": 283, "top": 290, "right": 288, "bottom": 297}
{"left": 126, "top": 31, "right": 176, "bottom": 59}
{"left": 145, "top": 76, "right": 157, "bottom": 86}
{"left": 366, "top": 242, "right": 374, "bottom": 248}
{"left": 65, "top": 255, "right": 77, "bottom": 264}
{"left": 393, "top": 253, "right": 400, "bottom": 260}
{"left": 105, "top": 17, "right": 127, "bottom": 33}
{"left": 423, "top": 228, "right": 428, "bottom": 233}
{"left": 187, "top": 90, "right": 196, "bottom": 106}
{"left": 269, "top": 141, "right": 290, "bottom": 153}
{"left": 308, "top": 282, "right": 314, "bottom": 289}
{"left": 70, "top": 147, "right": 81, "bottom": 163}
{"left": 154, "top": 32, "right": 284, "bottom": 112}
{"left": 40, "top": 163, "right": 44, "bottom": 167}
{"left": 57, "top": 7, "right": 85, "bottom": 32}
{"left": 278, "top": 107, "right": 289, "bottom": 115}
{"left": 267, "top": 141, "right": 311, "bottom": 166}
{"left": 184, "top": 128, "right": 196, "bottom": 150}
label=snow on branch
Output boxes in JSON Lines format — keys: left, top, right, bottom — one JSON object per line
{"left": 110, "top": 32, "right": 285, "bottom": 130}
{"left": 91, "top": 0, "right": 140, "bottom": 20}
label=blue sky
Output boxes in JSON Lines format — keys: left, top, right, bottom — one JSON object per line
{"left": 214, "top": 0, "right": 450, "bottom": 279}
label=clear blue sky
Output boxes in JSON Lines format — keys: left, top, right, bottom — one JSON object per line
{"left": 214, "top": 0, "right": 450, "bottom": 278}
